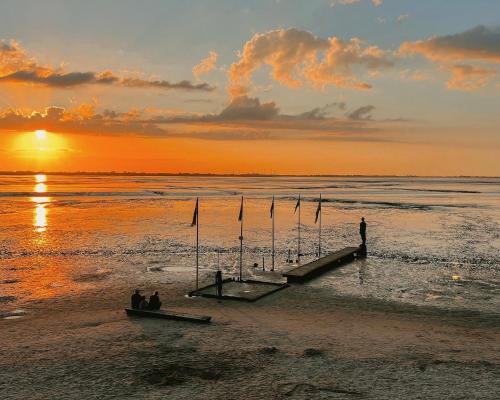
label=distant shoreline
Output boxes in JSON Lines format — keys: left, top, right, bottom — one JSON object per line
{"left": 0, "top": 171, "right": 498, "bottom": 179}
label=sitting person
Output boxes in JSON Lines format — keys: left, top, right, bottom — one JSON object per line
{"left": 148, "top": 291, "right": 162, "bottom": 310}
{"left": 131, "top": 289, "right": 142, "bottom": 309}
{"left": 138, "top": 295, "right": 149, "bottom": 310}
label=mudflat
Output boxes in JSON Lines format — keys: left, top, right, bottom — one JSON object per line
{"left": 1, "top": 280, "right": 498, "bottom": 400}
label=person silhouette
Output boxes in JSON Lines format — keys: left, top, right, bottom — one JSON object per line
{"left": 131, "top": 289, "right": 142, "bottom": 309}
{"left": 360, "top": 217, "right": 367, "bottom": 246}
{"left": 148, "top": 291, "right": 161, "bottom": 310}
{"left": 215, "top": 271, "right": 223, "bottom": 298}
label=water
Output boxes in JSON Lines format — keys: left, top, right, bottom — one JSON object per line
{"left": 0, "top": 174, "right": 499, "bottom": 315}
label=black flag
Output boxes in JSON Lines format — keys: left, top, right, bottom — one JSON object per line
{"left": 191, "top": 197, "right": 198, "bottom": 226}
{"left": 294, "top": 195, "right": 301, "bottom": 214}
{"left": 238, "top": 196, "right": 243, "bottom": 221}
{"left": 315, "top": 196, "right": 322, "bottom": 223}
{"left": 270, "top": 196, "right": 274, "bottom": 218}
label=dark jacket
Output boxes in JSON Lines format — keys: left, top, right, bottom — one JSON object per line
{"left": 148, "top": 294, "right": 161, "bottom": 310}
{"left": 131, "top": 293, "right": 142, "bottom": 309}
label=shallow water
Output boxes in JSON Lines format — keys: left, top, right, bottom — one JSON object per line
{"left": 0, "top": 174, "right": 499, "bottom": 315}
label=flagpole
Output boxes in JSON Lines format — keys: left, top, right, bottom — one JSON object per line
{"left": 272, "top": 195, "right": 275, "bottom": 271}
{"left": 239, "top": 196, "right": 243, "bottom": 281}
{"left": 318, "top": 194, "right": 322, "bottom": 259}
{"left": 298, "top": 194, "right": 301, "bottom": 265}
{"left": 196, "top": 198, "right": 199, "bottom": 289}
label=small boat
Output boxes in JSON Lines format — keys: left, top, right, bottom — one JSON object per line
{"left": 125, "top": 308, "right": 211, "bottom": 324}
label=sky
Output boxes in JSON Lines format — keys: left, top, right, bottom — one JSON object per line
{"left": 0, "top": 0, "right": 499, "bottom": 175}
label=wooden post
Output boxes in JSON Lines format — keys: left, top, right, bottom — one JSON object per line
{"left": 271, "top": 195, "right": 275, "bottom": 271}
{"left": 196, "top": 212, "right": 199, "bottom": 289}
{"left": 239, "top": 196, "right": 243, "bottom": 281}
{"left": 298, "top": 194, "right": 301, "bottom": 264}
{"left": 318, "top": 194, "right": 322, "bottom": 258}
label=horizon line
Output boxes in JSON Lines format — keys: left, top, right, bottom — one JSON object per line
{"left": 0, "top": 171, "right": 498, "bottom": 179}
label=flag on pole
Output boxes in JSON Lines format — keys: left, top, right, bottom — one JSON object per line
{"left": 238, "top": 196, "right": 244, "bottom": 221}
{"left": 191, "top": 197, "right": 198, "bottom": 226}
{"left": 315, "top": 196, "right": 322, "bottom": 223}
{"left": 294, "top": 195, "right": 301, "bottom": 214}
{"left": 270, "top": 196, "right": 274, "bottom": 218}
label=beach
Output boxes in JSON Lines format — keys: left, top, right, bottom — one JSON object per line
{"left": 2, "top": 279, "right": 499, "bottom": 399}
{"left": 1, "top": 174, "right": 499, "bottom": 399}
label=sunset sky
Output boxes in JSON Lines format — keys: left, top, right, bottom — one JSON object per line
{"left": 0, "top": 0, "right": 499, "bottom": 175}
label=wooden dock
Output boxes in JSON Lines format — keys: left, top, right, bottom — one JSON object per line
{"left": 189, "top": 279, "right": 289, "bottom": 302}
{"left": 125, "top": 308, "right": 211, "bottom": 323}
{"left": 283, "top": 246, "right": 362, "bottom": 283}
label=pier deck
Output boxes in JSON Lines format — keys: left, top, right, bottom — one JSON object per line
{"left": 283, "top": 247, "right": 362, "bottom": 283}
{"left": 189, "top": 279, "right": 289, "bottom": 302}
{"left": 125, "top": 308, "right": 211, "bottom": 323}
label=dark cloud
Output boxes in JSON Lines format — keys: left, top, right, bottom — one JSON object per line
{"left": 121, "top": 78, "right": 215, "bottom": 91}
{"left": 0, "top": 70, "right": 214, "bottom": 91}
{"left": 0, "top": 98, "right": 401, "bottom": 142}
{"left": 0, "top": 70, "right": 118, "bottom": 87}
{"left": 217, "top": 96, "right": 279, "bottom": 120}
{"left": 0, "top": 40, "right": 214, "bottom": 91}
{"left": 400, "top": 25, "right": 500, "bottom": 62}
{"left": 347, "top": 105, "right": 375, "bottom": 120}
{"left": 294, "top": 102, "right": 346, "bottom": 120}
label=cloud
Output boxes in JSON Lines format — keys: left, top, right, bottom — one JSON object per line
{"left": 0, "top": 105, "right": 166, "bottom": 136}
{"left": 120, "top": 78, "right": 214, "bottom": 91}
{"left": 347, "top": 105, "right": 375, "bottom": 120}
{"left": 330, "top": 0, "right": 382, "bottom": 6}
{"left": 295, "top": 102, "right": 346, "bottom": 119}
{"left": 333, "top": 0, "right": 361, "bottom": 5}
{"left": 217, "top": 96, "right": 280, "bottom": 120}
{"left": 0, "top": 70, "right": 119, "bottom": 87}
{"left": 396, "top": 14, "right": 409, "bottom": 24}
{"left": 399, "top": 25, "right": 500, "bottom": 62}
{"left": 0, "top": 98, "right": 401, "bottom": 142}
{"left": 0, "top": 39, "right": 214, "bottom": 91}
{"left": 192, "top": 51, "right": 218, "bottom": 79}
{"left": 228, "top": 28, "right": 393, "bottom": 96}
{"left": 446, "top": 64, "right": 497, "bottom": 91}
{"left": 399, "top": 69, "right": 430, "bottom": 82}
{"left": 399, "top": 26, "right": 500, "bottom": 90}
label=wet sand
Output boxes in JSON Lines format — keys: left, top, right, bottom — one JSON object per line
{"left": 1, "top": 279, "right": 499, "bottom": 400}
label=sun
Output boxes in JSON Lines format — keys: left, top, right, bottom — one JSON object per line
{"left": 11, "top": 130, "right": 68, "bottom": 164}
{"left": 35, "top": 130, "right": 47, "bottom": 140}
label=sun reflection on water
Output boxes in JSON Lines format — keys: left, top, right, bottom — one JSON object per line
{"left": 31, "top": 174, "right": 50, "bottom": 233}
{"left": 35, "top": 174, "right": 47, "bottom": 183}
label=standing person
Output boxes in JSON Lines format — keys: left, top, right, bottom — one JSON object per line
{"left": 148, "top": 291, "right": 162, "bottom": 310}
{"left": 360, "top": 217, "right": 367, "bottom": 246}
{"left": 215, "top": 271, "right": 223, "bottom": 298}
{"left": 131, "top": 289, "right": 142, "bottom": 309}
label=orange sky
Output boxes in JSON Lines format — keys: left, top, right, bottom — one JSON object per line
{"left": 1, "top": 2, "right": 499, "bottom": 176}
{"left": 2, "top": 130, "right": 497, "bottom": 176}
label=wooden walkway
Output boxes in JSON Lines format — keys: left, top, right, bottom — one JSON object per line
{"left": 125, "top": 308, "right": 211, "bottom": 323}
{"left": 189, "top": 279, "right": 289, "bottom": 302}
{"left": 283, "top": 246, "right": 362, "bottom": 283}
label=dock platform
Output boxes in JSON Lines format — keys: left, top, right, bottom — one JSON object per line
{"left": 125, "top": 308, "right": 211, "bottom": 323}
{"left": 283, "top": 246, "right": 363, "bottom": 283}
{"left": 189, "top": 279, "right": 289, "bottom": 302}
